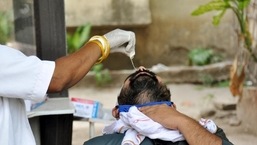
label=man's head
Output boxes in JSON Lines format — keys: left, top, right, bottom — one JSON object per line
{"left": 117, "top": 66, "right": 171, "bottom": 105}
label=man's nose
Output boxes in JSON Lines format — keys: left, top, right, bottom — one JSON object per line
{"left": 138, "top": 66, "right": 146, "bottom": 71}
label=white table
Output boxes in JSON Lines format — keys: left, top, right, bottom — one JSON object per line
{"left": 27, "top": 98, "right": 75, "bottom": 145}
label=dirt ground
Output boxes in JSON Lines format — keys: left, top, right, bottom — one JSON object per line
{"left": 69, "top": 84, "right": 257, "bottom": 145}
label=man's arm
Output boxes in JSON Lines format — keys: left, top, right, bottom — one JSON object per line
{"left": 139, "top": 104, "right": 223, "bottom": 145}
{"left": 48, "top": 29, "right": 136, "bottom": 92}
{"left": 48, "top": 42, "right": 101, "bottom": 92}
{"left": 177, "top": 114, "right": 222, "bottom": 145}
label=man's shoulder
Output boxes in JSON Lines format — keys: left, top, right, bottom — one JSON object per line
{"left": 84, "top": 133, "right": 153, "bottom": 145}
{"left": 84, "top": 127, "right": 234, "bottom": 145}
{"left": 84, "top": 134, "right": 186, "bottom": 145}
{"left": 152, "top": 139, "right": 188, "bottom": 145}
{"left": 216, "top": 127, "right": 234, "bottom": 145}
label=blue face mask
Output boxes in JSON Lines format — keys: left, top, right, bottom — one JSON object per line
{"left": 118, "top": 101, "right": 173, "bottom": 113}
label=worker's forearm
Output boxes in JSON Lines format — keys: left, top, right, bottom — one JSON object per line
{"left": 177, "top": 115, "right": 222, "bottom": 145}
{"left": 48, "top": 42, "right": 101, "bottom": 92}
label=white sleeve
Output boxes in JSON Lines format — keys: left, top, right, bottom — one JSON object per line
{"left": 0, "top": 45, "right": 55, "bottom": 102}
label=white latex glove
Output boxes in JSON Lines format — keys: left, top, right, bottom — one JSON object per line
{"left": 104, "top": 29, "right": 136, "bottom": 59}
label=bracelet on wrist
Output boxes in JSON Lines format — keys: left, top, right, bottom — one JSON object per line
{"left": 88, "top": 35, "right": 110, "bottom": 64}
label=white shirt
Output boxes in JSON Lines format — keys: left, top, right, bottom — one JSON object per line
{"left": 0, "top": 45, "right": 55, "bottom": 145}
{"left": 103, "top": 106, "right": 185, "bottom": 145}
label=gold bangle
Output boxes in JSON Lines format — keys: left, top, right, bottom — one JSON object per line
{"left": 91, "top": 35, "right": 110, "bottom": 60}
{"left": 103, "top": 35, "right": 110, "bottom": 59}
{"left": 88, "top": 35, "right": 110, "bottom": 64}
{"left": 89, "top": 40, "right": 105, "bottom": 63}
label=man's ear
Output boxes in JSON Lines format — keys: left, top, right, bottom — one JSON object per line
{"left": 112, "top": 107, "right": 119, "bottom": 119}
{"left": 172, "top": 103, "right": 177, "bottom": 109}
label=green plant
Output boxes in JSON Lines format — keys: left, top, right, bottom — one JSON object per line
{"left": 91, "top": 63, "right": 112, "bottom": 86}
{"left": 191, "top": 0, "right": 255, "bottom": 61}
{"left": 214, "top": 80, "right": 230, "bottom": 87}
{"left": 191, "top": 0, "right": 256, "bottom": 96}
{"left": 0, "top": 11, "right": 12, "bottom": 44}
{"left": 66, "top": 23, "right": 91, "bottom": 54}
{"left": 188, "top": 48, "right": 223, "bottom": 66}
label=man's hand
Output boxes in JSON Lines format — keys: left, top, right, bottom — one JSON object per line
{"left": 104, "top": 29, "right": 136, "bottom": 58}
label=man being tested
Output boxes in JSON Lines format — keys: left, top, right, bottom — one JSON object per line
{"left": 84, "top": 66, "right": 233, "bottom": 145}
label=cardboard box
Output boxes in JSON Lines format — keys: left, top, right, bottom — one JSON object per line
{"left": 71, "top": 97, "right": 103, "bottom": 118}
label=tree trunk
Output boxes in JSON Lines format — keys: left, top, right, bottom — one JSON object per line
{"left": 237, "top": 87, "right": 257, "bottom": 135}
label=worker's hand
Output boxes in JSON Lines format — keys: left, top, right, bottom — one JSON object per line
{"left": 104, "top": 29, "right": 136, "bottom": 58}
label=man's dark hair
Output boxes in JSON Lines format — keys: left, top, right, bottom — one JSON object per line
{"left": 117, "top": 69, "right": 171, "bottom": 105}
